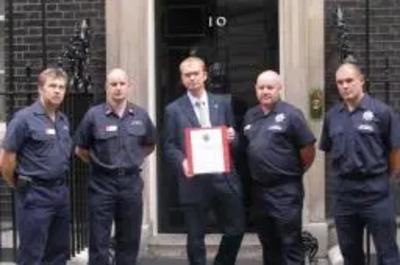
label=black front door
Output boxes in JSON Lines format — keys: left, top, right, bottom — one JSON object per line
{"left": 156, "top": 0, "right": 279, "bottom": 232}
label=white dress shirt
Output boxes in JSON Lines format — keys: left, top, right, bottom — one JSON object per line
{"left": 187, "top": 92, "right": 211, "bottom": 127}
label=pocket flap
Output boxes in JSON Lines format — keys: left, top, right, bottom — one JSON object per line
{"left": 31, "top": 131, "right": 55, "bottom": 141}
{"left": 128, "top": 124, "right": 146, "bottom": 136}
{"left": 329, "top": 126, "right": 343, "bottom": 137}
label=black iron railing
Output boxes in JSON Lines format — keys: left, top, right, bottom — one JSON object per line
{"left": 334, "top": 2, "right": 398, "bottom": 264}
{"left": 0, "top": 2, "right": 95, "bottom": 259}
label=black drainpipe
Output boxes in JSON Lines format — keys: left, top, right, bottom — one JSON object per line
{"left": 41, "top": 0, "right": 47, "bottom": 68}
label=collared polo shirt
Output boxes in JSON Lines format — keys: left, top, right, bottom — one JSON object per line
{"left": 74, "top": 102, "right": 157, "bottom": 172}
{"left": 3, "top": 101, "right": 72, "bottom": 181}
{"left": 243, "top": 100, "right": 315, "bottom": 184}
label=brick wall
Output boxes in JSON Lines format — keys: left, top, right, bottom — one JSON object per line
{"left": 325, "top": 0, "right": 400, "bottom": 110}
{"left": 5, "top": 0, "right": 106, "bottom": 101}
{"left": 324, "top": 0, "right": 400, "bottom": 216}
{"left": 1, "top": 0, "right": 106, "bottom": 223}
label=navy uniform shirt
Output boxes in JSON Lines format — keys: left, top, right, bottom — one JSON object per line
{"left": 3, "top": 101, "right": 72, "bottom": 181}
{"left": 243, "top": 100, "right": 316, "bottom": 185}
{"left": 320, "top": 94, "right": 400, "bottom": 178}
{"left": 74, "top": 102, "right": 157, "bottom": 171}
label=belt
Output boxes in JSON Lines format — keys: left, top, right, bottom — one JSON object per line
{"left": 92, "top": 166, "right": 140, "bottom": 176}
{"left": 339, "top": 172, "right": 384, "bottom": 180}
{"left": 253, "top": 175, "right": 301, "bottom": 188}
{"left": 30, "top": 178, "right": 65, "bottom": 188}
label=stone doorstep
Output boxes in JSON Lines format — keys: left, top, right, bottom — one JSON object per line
{"left": 145, "top": 233, "right": 262, "bottom": 260}
{"left": 68, "top": 223, "right": 400, "bottom": 265}
{"left": 0, "top": 234, "right": 330, "bottom": 265}
{"left": 1, "top": 223, "right": 330, "bottom": 264}
{"left": 145, "top": 227, "right": 329, "bottom": 261}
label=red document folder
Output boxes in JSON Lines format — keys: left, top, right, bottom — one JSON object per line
{"left": 184, "top": 126, "right": 231, "bottom": 175}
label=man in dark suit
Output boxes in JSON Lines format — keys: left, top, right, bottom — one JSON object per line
{"left": 163, "top": 56, "right": 245, "bottom": 265}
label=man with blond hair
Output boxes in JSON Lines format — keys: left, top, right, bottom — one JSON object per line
{"left": 163, "top": 57, "right": 245, "bottom": 265}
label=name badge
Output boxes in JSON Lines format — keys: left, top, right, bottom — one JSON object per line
{"left": 268, "top": 125, "right": 283, "bottom": 131}
{"left": 106, "top": 125, "right": 118, "bottom": 132}
{"left": 46, "top": 128, "right": 56, "bottom": 135}
{"left": 358, "top": 124, "right": 374, "bottom": 132}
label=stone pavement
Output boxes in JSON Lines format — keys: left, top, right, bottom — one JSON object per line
{"left": 0, "top": 256, "right": 263, "bottom": 265}
{"left": 135, "top": 257, "right": 262, "bottom": 265}
{"left": 65, "top": 249, "right": 264, "bottom": 265}
{"left": 70, "top": 258, "right": 262, "bottom": 265}
{"left": 0, "top": 247, "right": 263, "bottom": 265}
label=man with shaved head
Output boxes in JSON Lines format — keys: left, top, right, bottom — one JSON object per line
{"left": 320, "top": 63, "right": 400, "bottom": 264}
{"left": 242, "top": 70, "right": 316, "bottom": 264}
{"left": 75, "top": 68, "right": 157, "bottom": 265}
{"left": 163, "top": 56, "right": 245, "bottom": 265}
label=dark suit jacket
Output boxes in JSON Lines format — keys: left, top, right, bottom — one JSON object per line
{"left": 163, "top": 92, "right": 242, "bottom": 204}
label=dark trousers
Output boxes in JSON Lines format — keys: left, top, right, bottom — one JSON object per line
{"left": 252, "top": 182, "right": 304, "bottom": 265}
{"left": 17, "top": 186, "right": 70, "bottom": 265}
{"left": 88, "top": 174, "right": 143, "bottom": 265}
{"left": 183, "top": 178, "right": 245, "bottom": 265}
{"left": 335, "top": 192, "right": 400, "bottom": 265}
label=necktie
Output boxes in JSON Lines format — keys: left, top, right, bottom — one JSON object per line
{"left": 195, "top": 101, "right": 208, "bottom": 127}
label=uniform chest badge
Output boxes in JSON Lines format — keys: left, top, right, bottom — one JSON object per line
{"left": 244, "top": 124, "right": 251, "bottom": 131}
{"left": 275, "top": 113, "right": 285, "bottom": 123}
{"left": 362, "top": 110, "right": 374, "bottom": 121}
{"left": 106, "top": 125, "right": 118, "bottom": 132}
